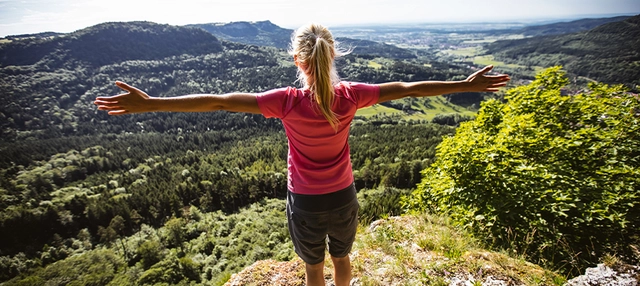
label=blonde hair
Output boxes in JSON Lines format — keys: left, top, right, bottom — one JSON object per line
{"left": 289, "top": 23, "right": 344, "bottom": 131}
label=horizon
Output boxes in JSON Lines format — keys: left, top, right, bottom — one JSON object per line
{"left": 1, "top": 12, "right": 638, "bottom": 38}
{"left": 1, "top": 0, "right": 639, "bottom": 37}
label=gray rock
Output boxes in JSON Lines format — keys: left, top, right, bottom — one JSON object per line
{"left": 564, "top": 264, "right": 639, "bottom": 286}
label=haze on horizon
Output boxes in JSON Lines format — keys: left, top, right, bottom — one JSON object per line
{"left": 0, "top": 0, "right": 639, "bottom": 37}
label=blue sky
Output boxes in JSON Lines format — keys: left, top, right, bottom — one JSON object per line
{"left": 1, "top": 0, "right": 639, "bottom": 36}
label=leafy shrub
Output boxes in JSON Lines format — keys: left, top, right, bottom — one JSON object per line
{"left": 404, "top": 67, "right": 639, "bottom": 274}
{"left": 137, "top": 240, "right": 164, "bottom": 269}
{"left": 193, "top": 199, "right": 294, "bottom": 283}
{"left": 357, "top": 187, "right": 411, "bottom": 225}
{"left": 3, "top": 249, "right": 124, "bottom": 286}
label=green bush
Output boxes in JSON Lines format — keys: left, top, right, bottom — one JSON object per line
{"left": 137, "top": 240, "right": 164, "bottom": 269}
{"left": 4, "top": 249, "right": 124, "bottom": 286}
{"left": 404, "top": 67, "right": 639, "bottom": 274}
{"left": 357, "top": 187, "right": 411, "bottom": 225}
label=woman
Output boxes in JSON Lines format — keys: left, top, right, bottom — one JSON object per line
{"left": 94, "top": 23, "right": 510, "bottom": 286}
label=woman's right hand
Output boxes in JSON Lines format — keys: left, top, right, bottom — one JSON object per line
{"left": 94, "top": 81, "right": 153, "bottom": 115}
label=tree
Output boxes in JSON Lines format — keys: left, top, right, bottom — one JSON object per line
{"left": 137, "top": 240, "right": 164, "bottom": 269}
{"left": 164, "top": 217, "right": 186, "bottom": 252}
{"left": 405, "top": 67, "right": 640, "bottom": 275}
{"left": 108, "top": 215, "right": 130, "bottom": 260}
{"left": 97, "top": 226, "right": 116, "bottom": 246}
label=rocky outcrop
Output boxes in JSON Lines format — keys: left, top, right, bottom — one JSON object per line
{"left": 223, "top": 215, "right": 567, "bottom": 285}
{"left": 565, "top": 264, "right": 639, "bottom": 286}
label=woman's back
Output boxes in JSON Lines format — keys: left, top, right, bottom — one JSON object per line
{"left": 257, "top": 82, "right": 379, "bottom": 194}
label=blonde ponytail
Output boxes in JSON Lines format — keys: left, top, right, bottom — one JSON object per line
{"left": 290, "top": 24, "right": 345, "bottom": 131}
{"left": 310, "top": 37, "right": 339, "bottom": 130}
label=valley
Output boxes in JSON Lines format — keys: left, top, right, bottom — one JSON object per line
{"left": 0, "top": 15, "right": 638, "bottom": 285}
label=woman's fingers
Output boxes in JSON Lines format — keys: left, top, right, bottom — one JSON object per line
{"left": 96, "top": 92, "right": 128, "bottom": 100}
{"left": 487, "top": 75, "right": 509, "bottom": 80}
{"left": 115, "top": 81, "right": 136, "bottom": 92}
{"left": 95, "top": 93, "right": 128, "bottom": 106}
{"left": 108, "top": 110, "right": 128, "bottom": 115}
{"left": 98, "top": 105, "right": 123, "bottom": 110}
{"left": 477, "top": 65, "right": 494, "bottom": 75}
{"left": 94, "top": 99, "right": 119, "bottom": 106}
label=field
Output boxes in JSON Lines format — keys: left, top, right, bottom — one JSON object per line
{"left": 357, "top": 96, "right": 477, "bottom": 121}
{"left": 367, "top": 60, "right": 383, "bottom": 69}
{"left": 440, "top": 47, "right": 544, "bottom": 75}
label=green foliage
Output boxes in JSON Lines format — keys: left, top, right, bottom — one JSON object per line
{"left": 3, "top": 199, "right": 293, "bottom": 285}
{"left": 431, "top": 113, "right": 474, "bottom": 126}
{"left": 135, "top": 253, "right": 201, "bottom": 284}
{"left": 0, "top": 121, "right": 447, "bottom": 263}
{"left": 405, "top": 67, "right": 640, "bottom": 274}
{"left": 350, "top": 123, "right": 455, "bottom": 190}
{"left": 3, "top": 249, "right": 124, "bottom": 286}
{"left": 195, "top": 199, "right": 294, "bottom": 283}
{"left": 357, "top": 187, "right": 412, "bottom": 225}
{"left": 137, "top": 240, "right": 164, "bottom": 269}
{"left": 137, "top": 254, "right": 185, "bottom": 285}
{"left": 163, "top": 217, "right": 186, "bottom": 249}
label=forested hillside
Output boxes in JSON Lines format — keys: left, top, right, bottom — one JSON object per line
{"left": 0, "top": 21, "right": 223, "bottom": 68}
{"left": 1, "top": 18, "right": 638, "bottom": 285}
{"left": 0, "top": 20, "right": 476, "bottom": 283}
{"left": 0, "top": 20, "right": 475, "bottom": 143}
{"left": 186, "top": 21, "right": 293, "bottom": 49}
{"left": 485, "top": 14, "right": 640, "bottom": 86}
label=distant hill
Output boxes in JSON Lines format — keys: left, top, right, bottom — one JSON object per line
{"left": 187, "top": 21, "right": 292, "bottom": 49}
{"left": 516, "top": 15, "right": 632, "bottom": 36}
{"left": 0, "top": 21, "right": 223, "bottom": 68}
{"left": 4, "top": 31, "right": 65, "bottom": 40}
{"left": 336, "top": 37, "right": 416, "bottom": 59}
{"left": 188, "top": 21, "right": 416, "bottom": 59}
{"left": 485, "top": 14, "right": 640, "bottom": 86}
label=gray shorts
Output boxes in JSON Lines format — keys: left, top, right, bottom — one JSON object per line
{"left": 286, "top": 184, "right": 359, "bottom": 265}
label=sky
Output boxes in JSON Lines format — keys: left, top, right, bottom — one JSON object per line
{"left": 0, "top": 0, "right": 639, "bottom": 37}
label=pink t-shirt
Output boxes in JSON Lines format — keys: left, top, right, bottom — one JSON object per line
{"left": 257, "top": 82, "right": 380, "bottom": 195}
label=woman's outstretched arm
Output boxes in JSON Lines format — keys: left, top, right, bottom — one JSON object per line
{"left": 94, "top": 81, "right": 261, "bottom": 115}
{"left": 377, "top": 65, "right": 510, "bottom": 103}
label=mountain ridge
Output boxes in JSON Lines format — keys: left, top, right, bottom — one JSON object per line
{"left": 0, "top": 21, "right": 223, "bottom": 68}
{"left": 485, "top": 14, "right": 640, "bottom": 86}
{"left": 513, "top": 15, "right": 632, "bottom": 36}
{"left": 186, "top": 20, "right": 292, "bottom": 49}
{"left": 187, "top": 21, "right": 417, "bottom": 59}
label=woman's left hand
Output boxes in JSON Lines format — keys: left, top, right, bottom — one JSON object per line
{"left": 465, "top": 65, "right": 510, "bottom": 92}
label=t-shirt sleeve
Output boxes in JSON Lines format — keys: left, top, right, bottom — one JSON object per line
{"left": 256, "top": 87, "right": 291, "bottom": 118}
{"left": 349, "top": 82, "right": 380, "bottom": 109}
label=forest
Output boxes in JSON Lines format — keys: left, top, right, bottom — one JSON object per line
{"left": 0, "top": 21, "right": 471, "bottom": 283}
{"left": 1, "top": 17, "right": 638, "bottom": 284}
